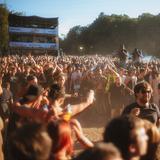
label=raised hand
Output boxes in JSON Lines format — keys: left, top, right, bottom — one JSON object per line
{"left": 86, "top": 90, "right": 95, "bottom": 105}
{"left": 130, "top": 108, "right": 140, "bottom": 116}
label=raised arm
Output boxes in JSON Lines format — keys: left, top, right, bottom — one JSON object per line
{"left": 11, "top": 102, "right": 48, "bottom": 121}
{"left": 69, "top": 90, "right": 95, "bottom": 117}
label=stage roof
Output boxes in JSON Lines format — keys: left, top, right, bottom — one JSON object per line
{"left": 9, "top": 14, "right": 58, "bottom": 28}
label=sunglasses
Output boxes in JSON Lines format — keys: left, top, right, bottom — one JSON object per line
{"left": 140, "top": 90, "right": 151, "bottom": 94}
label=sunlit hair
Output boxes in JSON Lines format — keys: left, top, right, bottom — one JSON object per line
{"left": 104, "top": 116, "right": 144, "bottom": 159}
{"left": 55, "top": 73, "right": 66, "bottom": 79}
{"left": 143, "top": 119, "right": 160, "bottom": 143}
{"left": 141, "top": 119, "right": 160, "bottom": 160}
{"left": 54, "top": 72, "right": 66, "bottom": 83}
{"left": 47, "top": 120, "right": 73, "bottom": 159}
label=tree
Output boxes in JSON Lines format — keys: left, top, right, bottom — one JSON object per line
{"left": 62, "top": 25, "right": 82, "bottom": 54}
{"left": 0, "top": 4, "right": 9, "bottom": 54}
{"left": 61, "top": 12, "right": 160, "bottom": 57}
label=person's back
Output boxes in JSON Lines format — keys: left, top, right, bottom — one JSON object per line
{"left": 47, "top": 120, "right": 73, "bottom": 160}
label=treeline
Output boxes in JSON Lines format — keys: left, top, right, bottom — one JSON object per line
{"left": 61, "top": 12, "right": 160, "bottom": 57}
{"left": 0, "top": 4, "right": 9, "bottom": 53}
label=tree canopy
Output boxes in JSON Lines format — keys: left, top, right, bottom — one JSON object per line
{"left": 61, "top": 12, "right": 160, "bottom": 57}
{"left": 0, "top": 4, "right": 9, "bottom": 53}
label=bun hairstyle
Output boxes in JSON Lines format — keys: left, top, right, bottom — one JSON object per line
{"left": 48, "top": 83, "right": 65, "bottom": 101}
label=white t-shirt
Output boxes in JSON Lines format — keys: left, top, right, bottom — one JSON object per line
{"left": 71, "top": 71, "right": 82, "bottom": 81}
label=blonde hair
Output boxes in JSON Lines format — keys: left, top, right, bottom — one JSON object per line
{"left": 143, "top": 119, "right": 160, "bottom": 143}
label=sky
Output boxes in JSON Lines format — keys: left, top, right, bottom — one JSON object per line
{"left": 1, "top": 0, "right": 160, "bottom": 37}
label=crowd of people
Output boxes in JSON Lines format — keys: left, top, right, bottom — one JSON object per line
{"left": 0, "top": 52, "right": 160, "bottom": 160}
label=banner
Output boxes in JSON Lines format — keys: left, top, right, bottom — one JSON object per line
{"left": 9, "top": 42, "right": 58, "bottom": 50}
{"left": 9, "top": 27, "right": 58, "bottom": 36}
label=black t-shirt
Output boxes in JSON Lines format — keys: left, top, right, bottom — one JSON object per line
{"left": 122, "top": 102, "right": 160, "bottom": 123}
{"left": 109, "top": 84, "right": 125, "bottom": 107}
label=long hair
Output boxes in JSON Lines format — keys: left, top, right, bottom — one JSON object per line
{"left": 48, "top": 83, "right": 65, "bottom": 102}
{"left": 47, "top": 120, "right": 73, "bottom": 158}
